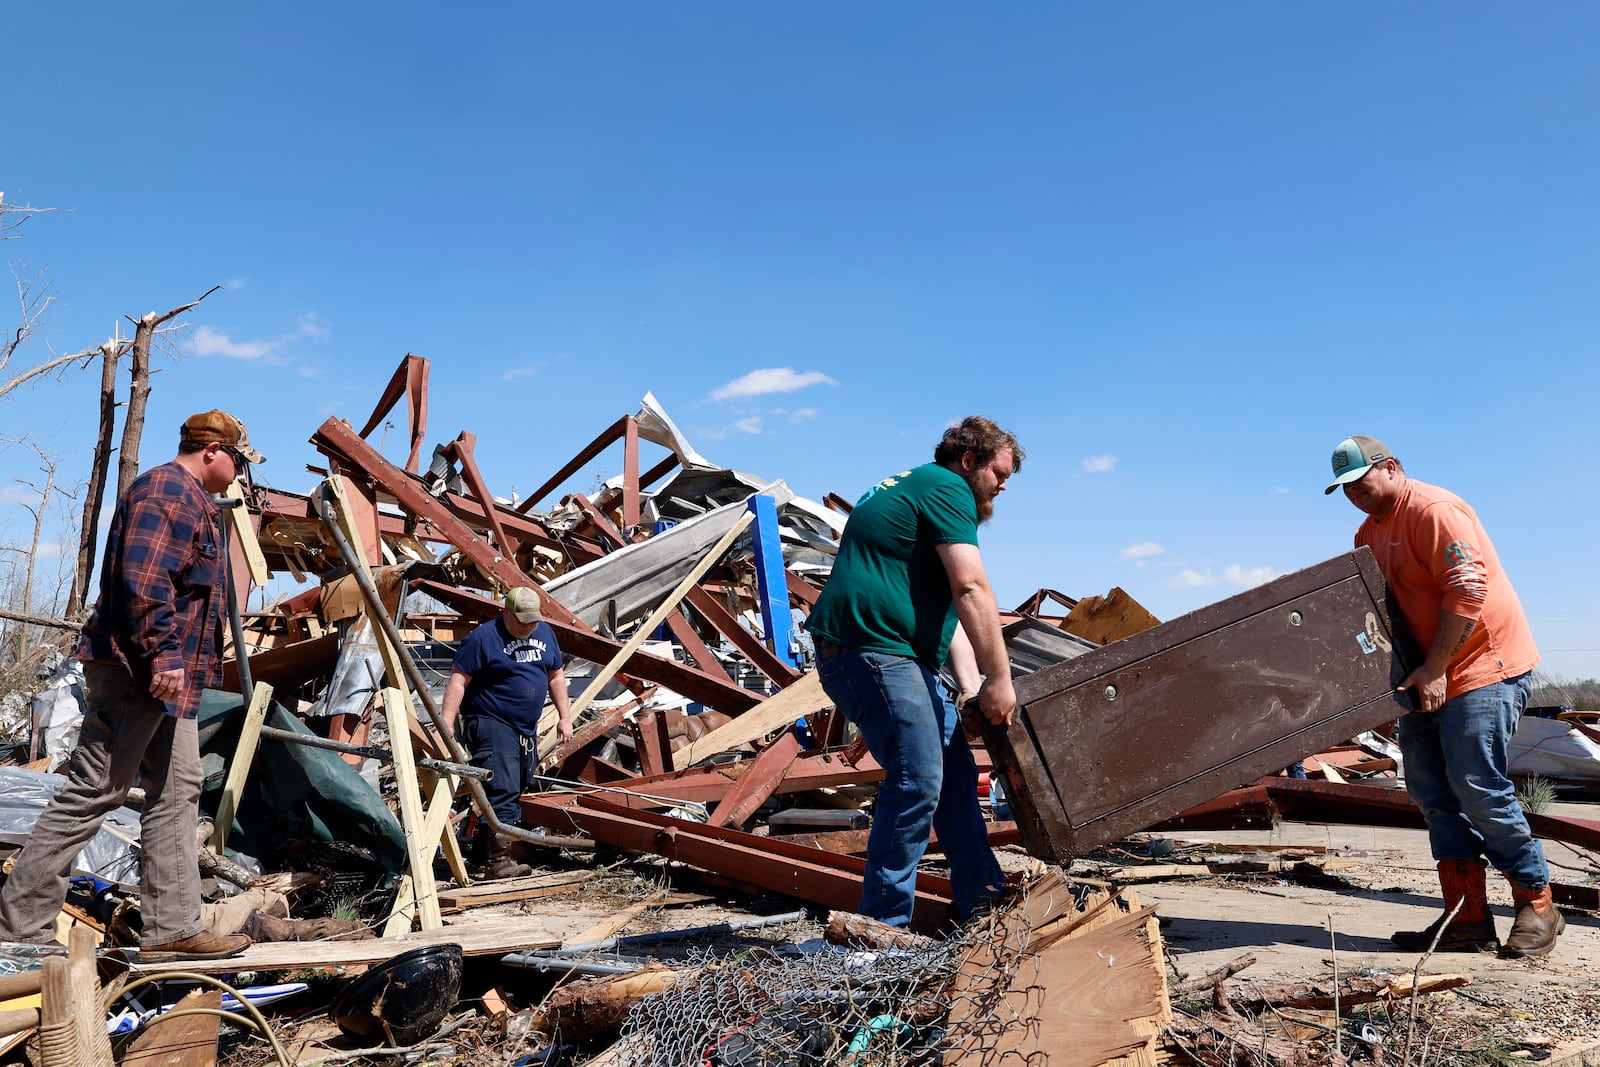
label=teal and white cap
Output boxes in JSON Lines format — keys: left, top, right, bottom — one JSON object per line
{"left": 1325, "top": 435, "right": 1393, "bottom": 495}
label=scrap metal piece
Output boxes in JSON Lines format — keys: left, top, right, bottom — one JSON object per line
{"left": 987, "top": 548, "right": 1418, "bottom": 865}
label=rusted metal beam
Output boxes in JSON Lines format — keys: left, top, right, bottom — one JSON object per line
{"left": 319, "top": 421, "right": 758, "bottom": 720}
{"left": 662, "top": 611, "right": 734, "bottom": 682}
{"left": 640, "top": 452, "right": 679, "bottom": 493}
{"left": 561, "top": 795, "right": 959, "bottom": 932}
{"left": 569, "top": 492, "right": 627, "bottom": 550}
{"left": 631, "top": 709, "right": 675, "bottom": 778}
{"left": 536, "top": 695, "right": 646, "bottom": 774}
{"left": 441, "top": 432, "right": 518, "bottom": 559}
{"left": 1159, "top": 778, "right": 1600, "bottom": 862}
{"left": 1151, "top": 785, "right": 1277, "bottom": 833}
{"left": 785, "top": 571, "right": 821, "bottom": 609}
{"left": 523, "top": 746, "right": 884, "bottom": 812}
{"left": 356, "top": 353, "right": 430, "bottom": 474}
{"left": 622, "top": 416, "right": 639, "bottom": 529}
{"left": 517, "top": 415, "right": 637, "bottom": 516}
{"left": 684, "top": 585, "right": 802, "bottom": 688}
{"left": 707, "top": 731, "right": 803, "bottom": 829}
{"left": 415, "top": 579, "right": 761, "bottom": 714}
{"left": 1013, "top": 587, "right": 1078, "bottom": 618}
{"left": 315, "top": 418, "right": 534, "bottom": 593}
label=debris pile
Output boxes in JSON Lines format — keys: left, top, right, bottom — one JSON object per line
{"left": 1, "top": 352, "right": 1595, "bottom": 1064}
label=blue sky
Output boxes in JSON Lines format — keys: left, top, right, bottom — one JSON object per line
{"left": 4, "top": 4, "right": 1599, "bottom": 682}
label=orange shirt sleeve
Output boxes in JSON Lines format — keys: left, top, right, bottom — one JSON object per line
{"left": 1409, "top": 498, "right": 1491, "bottom": 621}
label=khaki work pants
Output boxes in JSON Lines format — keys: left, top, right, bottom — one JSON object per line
{"left": 0, "top": 662, "right": 206, "bottom": 948}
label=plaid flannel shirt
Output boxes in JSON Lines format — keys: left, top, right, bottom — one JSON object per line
{"left": 76, "top": 461, "right": 227, "bottom": 719}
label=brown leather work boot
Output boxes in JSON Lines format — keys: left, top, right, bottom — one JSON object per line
{"left": 1391, "top": 859, "right": 1499, "bottom": 953}
{"left": 481, "top": 832, "right": 533, "bottom": 880}
{"left": 1501, "top": 882, "right": 1565, "bottom": 958}
{"left": 138, "top": 929, "right": 252, "bottom": 963}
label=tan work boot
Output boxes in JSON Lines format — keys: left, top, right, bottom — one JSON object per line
{"left": 1501, "top": 882, "right": 1565, "bottom": 958}
{"left": 1391, "top": 859, "right": 1499, "bottom": 953}
{"left": 139, "top": 929, "right": 252, "bottom": 963}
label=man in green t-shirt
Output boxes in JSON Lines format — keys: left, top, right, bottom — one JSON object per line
{"left": 806, "top": 415, "right": 1022, "bottom": 928}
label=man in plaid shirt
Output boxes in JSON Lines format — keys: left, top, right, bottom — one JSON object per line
{"left": 0, "top": 410, "right": 265, "bottom": 961}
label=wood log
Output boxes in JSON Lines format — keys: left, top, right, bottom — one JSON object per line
{"left": 37, "top": 957, "right": 75, "bottom": 1067}
{"left": 535, "top": 964, "right": 684, "bottom": 1041}
{"left": 0, "top": 1008, "right": 40, "bottom": 1039}
{"left": 0, "top": 970, "right": 44, "bottom": 1002}
{"left": 823, "top": 911, "right": 939, "bottom": 952}
{"left": 1169, "top": 954, "right": 1257, "bottom": 996}
{"left": 1231, "top": 971, "right": 1470, "bottom": 1012}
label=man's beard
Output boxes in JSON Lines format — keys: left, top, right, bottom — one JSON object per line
{"left": 964, "top": 471, "right": 997, "bottom": 525}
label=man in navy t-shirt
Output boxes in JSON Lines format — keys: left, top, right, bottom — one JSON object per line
{"left": 441, "top": 586, "right": 572, "bottom": 878}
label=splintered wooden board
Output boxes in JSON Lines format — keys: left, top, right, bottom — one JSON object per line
{"left": 130, "top": 915, "right": 559, "bottom": 975}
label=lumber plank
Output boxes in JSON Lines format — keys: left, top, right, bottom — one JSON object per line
{"left": 564, "top": 510, "right": 756, "bottom": 728}
{"left": 437, "top": 870, "right": 595, "bottom": 909}
{"left": 561, "top": 896, "right": 660, "bottom": 948}
{"left": 673, "top": 670, "right": 828, "bottom": 768}
{"left": 222, "top": 479, "right": 269, "bottom": 588}
{"left": 120, "top": 989, "right": 222, "bottom": 1067}
{"left": 380, "top": 687, "right": 442, "bottom": 934}
{"left": 325, "top": 476, "right": 448, "bottom": 934}
{"left": 130, "top": 915, "right": 561, "bottom": 974}
{"left": 210, "top": 682, "right": 274, "bottom": 855}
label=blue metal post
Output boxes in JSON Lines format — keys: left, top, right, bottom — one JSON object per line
{"left": 747, "top": 494, "right": 797, "bottom": 668}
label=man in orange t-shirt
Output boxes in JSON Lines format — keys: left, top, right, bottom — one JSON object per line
{"left": 1327, "top": 435, "right": 1559, "bottom": 958}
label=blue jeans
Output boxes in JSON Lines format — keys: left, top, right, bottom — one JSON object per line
{"left": 816, "top": 649, "right": 1003, "bottom": 927}
{"left": 462, "top": 713, "right": 534, "bottom": 825}
{"left": 1397, "top": 672, "right": 1547, "bottom": 888}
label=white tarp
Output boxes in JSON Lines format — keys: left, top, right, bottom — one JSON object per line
{"left": 1509, "top": 715, "right": 1600, "bottom": 781}
{"left": 0, "top": 767, "right": 142, "bottom": 884}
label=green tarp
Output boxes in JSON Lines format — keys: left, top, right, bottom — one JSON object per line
{"left": 196, "top": 689, "right": 407, "bottom": 873}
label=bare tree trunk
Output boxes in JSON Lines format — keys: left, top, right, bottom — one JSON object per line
{"left": 116, "top": 317, "right": 154, "bottom": 501}
{"left": 17, "top": 451, "right": 57, "bottom": 661}
{"left": 115, "top": 287, "right": 221, "bottom": 501}
{"left": 69, "top": 339, "right": 122, "bottom": 616}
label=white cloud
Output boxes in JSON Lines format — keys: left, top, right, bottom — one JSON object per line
{"left": 502, "top": 367, "right": 539, "bottom": 382}
{"left": 1082, "top": 454, "right": 1117, "bottom": 473}
{"left": 1271, "top": 486, "right": 1291, "bottom": 495}
{"left": 0, "top": 485, "right": 36, "bottom": 505}
{"left": 1171, "top": 569, "right": 1219, "bottom": 588}
{"left": 189, "top": 326, "right": 275, "bottom": 360}
{"left": 700, "top": 415, "right": 766, "bottom": 440}
{"left": 709, "top": 368, "right": 837, "bottom": 402}
{"left": 787, "top": 408, "right": 819, "bottom": 424}
{"left": 1118, "top": 542, "right": 1165, "bottom": 561}
{"left": 1224, "top": 563, "right": 1280, "bottom": 588}
{"left": 188, "top": 313, "right": 332, "bottom": 362}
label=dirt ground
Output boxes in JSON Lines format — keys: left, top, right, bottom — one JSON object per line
{"left": 1083, "top": 800, "right": 1600, "bottom": 1063}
